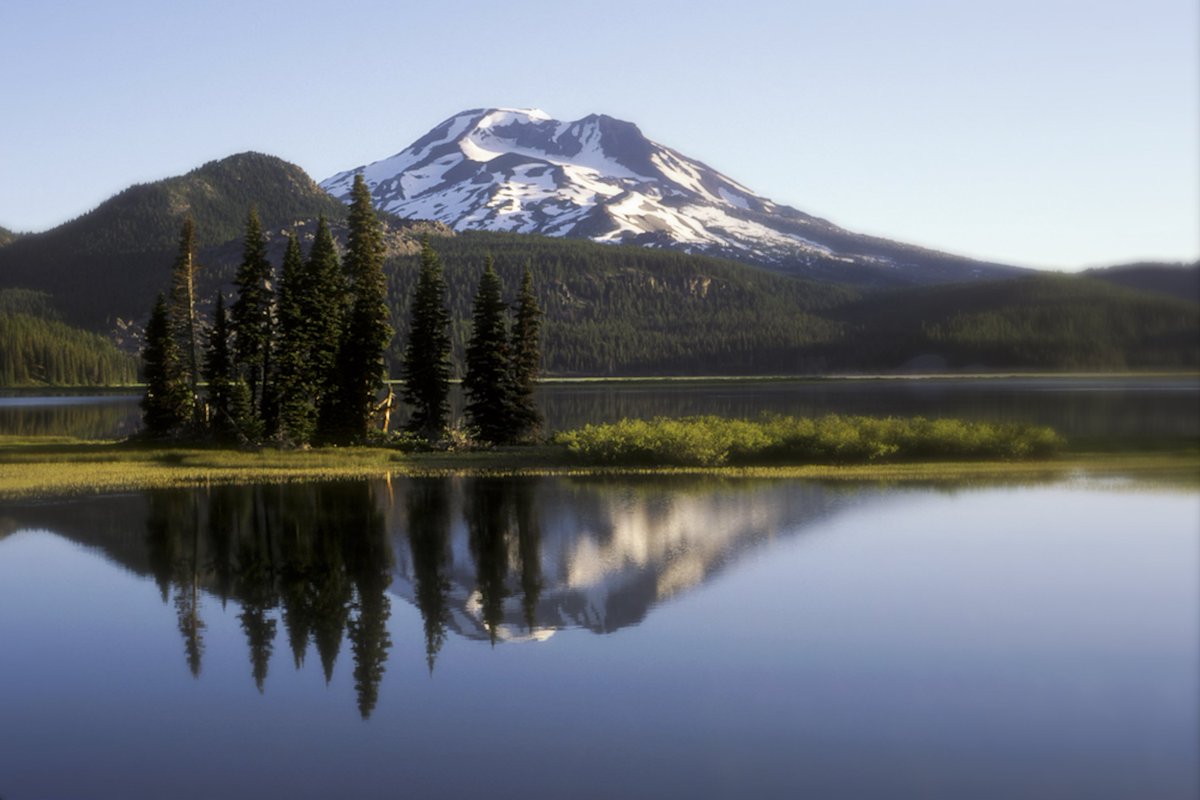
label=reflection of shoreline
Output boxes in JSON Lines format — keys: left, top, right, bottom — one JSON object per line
{"left": 0, "top": 477, "right": 882, "bottom": 713}
{"left": 0, "top": 395, "right": 142, "bottom": 439}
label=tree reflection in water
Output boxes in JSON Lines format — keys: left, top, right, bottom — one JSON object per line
{"left": 407, "top": 478, "right": 452, "bottom": 673}
{"left": 134, "top": 474, "right": 793, "bottom": 717}
{"left": 143, "top": 481, "right": 394, "bottom": 718}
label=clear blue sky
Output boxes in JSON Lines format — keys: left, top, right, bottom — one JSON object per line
{"left": 1, "top": 0, "right": 1196, "bottom": 270}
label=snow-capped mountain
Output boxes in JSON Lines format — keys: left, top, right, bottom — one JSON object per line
{"left": 382, "top": 478, "right": 869, "bottom": 645}
{"left": 321, "top": 108, "right": 1020, "bottom": 282}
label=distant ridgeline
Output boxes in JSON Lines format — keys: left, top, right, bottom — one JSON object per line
{"left": 0, "top": 150, "right": 1196, "bottom": 382}
{"left": 0, "top": 288, "right": 137, "bottom": 386}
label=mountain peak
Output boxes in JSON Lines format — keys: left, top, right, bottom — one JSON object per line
{"left": 474, "top": 106, "right": 552, "bottom": 122}
{"left": 320, "top": 107, "right": 772, "bottom": 244}
{"left": 321, "top": 108, "right": 1022, "bottom": 283}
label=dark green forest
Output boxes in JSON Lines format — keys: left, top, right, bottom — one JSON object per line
{"left": 384, "top": 232, "right": 856, "bottom": 375}
{"left": 0, "top": 289, "right": 137, "bottom": 385}
{"left": 830, "top": 274, "right": 1200, "bottom": 370}
{"left": 1084, "top": 262, "right": 1200, "bottom": 304}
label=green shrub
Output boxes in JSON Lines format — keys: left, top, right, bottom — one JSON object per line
{"left": 554, "top": 414, "right": 1064, "bottom": 466}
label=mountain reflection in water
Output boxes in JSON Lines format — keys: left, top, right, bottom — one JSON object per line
{"left": 3, "top": 476, "right": 844, "bottom": 717}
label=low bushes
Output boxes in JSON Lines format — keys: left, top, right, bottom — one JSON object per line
{"left": 554, "top": 414, "right": 1064, "bottom": 467}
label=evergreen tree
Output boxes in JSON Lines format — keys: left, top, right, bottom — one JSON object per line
{"left": 274, "top": 221, "right": 345, "bottom": 445}
{"left": 204, "top": 293, "right": 253, "bottom": 444}
{"left": 274, "top": 231, "right": 304, "bottom": 443}
{"left": 509, "top": 264, "right": 543, "bottom": 441}
{"left": 307, "top": 219, "right": 347, "bottom": 440}
{"left": 330, "top": 173, "right": 392, "bottom": 443}
{"left": 408, "top": 479, "right": 452, "bottom": 673}
{"left": 463, "top": 256, "right": 514, "bottom": 444}
{"left": 401, "top": 238, "right": 452, "bottom": 440}
{"left": 230, "top": 208, "right": 274, "bottom": 428}
{"left": 141, "top": 292, "right": 190, "bottom": 437}
{"left": 168, "top": 217, "right": 201, "bottom": 426}
{"left": 273, "top": 232, "right": 309, "bottom": 442}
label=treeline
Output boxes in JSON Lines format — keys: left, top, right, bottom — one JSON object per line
{"left": 0, "top": 289, "right": 137, "bottom": 386}
{"left": 141, "top": 176, "right": 543, "bottom": 447}
{"left": 832, "top": 274, "right": 1200, "bottom": 370}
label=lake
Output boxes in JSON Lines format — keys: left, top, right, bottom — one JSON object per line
{"left": 1, "top": 474, "right": 1196, "bottom": 799}
{"left": 3, "top": 375, "right": 1199, "bottom": 445}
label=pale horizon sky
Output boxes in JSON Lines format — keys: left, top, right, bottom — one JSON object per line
{"left": 1, "top": 0, "right": 1196, "bottom": 271}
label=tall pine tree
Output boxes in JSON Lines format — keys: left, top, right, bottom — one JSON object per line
{"left": 204, "top": 293, "right": 253, "bottom": 444}
{"left": 168, "top": 217, "right": 201, "bottom": 427}
{"left": 400, "top": 237, "right": 452, "bottom": 440}
{"left": 273, "top": 232, "right": 310, "bottom": 443}
{"left": 141, "top": 292, "right": 191, "bottom": 437}
{"left": 230, "top": 209, "right": 274, "bottom": 429}
{"left": 463, "top": 256, "right": 514, "bottom": 444}
{"left": 330, "top": 173, "right": 392, "bottom": 443}
{"left": 311, "top": 216, "right": 350, "bottom": 444}
{"left": 509, "top": 263, "right": 543, "bottom": 441}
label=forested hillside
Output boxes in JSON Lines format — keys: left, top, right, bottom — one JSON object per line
{"left": 0, "top": 290, "right": 137, "bottom": 385}
{"left": 380, "top": 233, "right": 1199, "bottom": 374}
{"left": 0, "top": 226, "right": 17, "bottom": 247}
{"left": 831, "top": 275, "right": 1200, "bottom": 370}
{"left": 385, "top": 232, "right": 857, "bottom": 375}
{"left": 1084, "top": 262, "right": 1199, "bottom": 304}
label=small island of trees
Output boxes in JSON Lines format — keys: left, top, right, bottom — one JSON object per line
{"left": 140, "top": 174, "right": 542, "bottom": 448}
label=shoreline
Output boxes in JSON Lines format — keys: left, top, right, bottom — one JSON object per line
{"left": 1, "top": 438, "right": 1196, "bottom": 501}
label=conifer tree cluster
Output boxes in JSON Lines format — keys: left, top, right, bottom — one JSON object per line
{"left": 140, "top": 177, "right": 543, "bottom": 447}
{"left": 397, "top": 241, "right": 543, "bottom": 445}
{"left": 140, "top": 174, "right": 395, "bottom": 445}
{"left": 463, "top": 258, "right": 543, "bottom": 444}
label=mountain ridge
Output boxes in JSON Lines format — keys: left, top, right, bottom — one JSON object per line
{"left": 1083, "top": 261, "right": 1200, "bottom": 304}
{"left": 0, "top": 152, "right": 350, "bottom": 329}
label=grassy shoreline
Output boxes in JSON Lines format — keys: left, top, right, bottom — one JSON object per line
{"left": 1, "top": 435, "right": 1196, "bottom": 500}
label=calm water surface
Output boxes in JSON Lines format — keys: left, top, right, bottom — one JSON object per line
{"left": 1, "top": 475, "right": 1196, "bottom": 799}
{"left": 2, "top": 375, "right": 1198, "bottom": 443}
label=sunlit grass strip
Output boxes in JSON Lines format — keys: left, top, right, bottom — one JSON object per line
{"left": 0, "top": 435, "right": 1195, "bottom": 500}
{"left": 554, "top": 414, "right": 1066, "bottom": 467}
